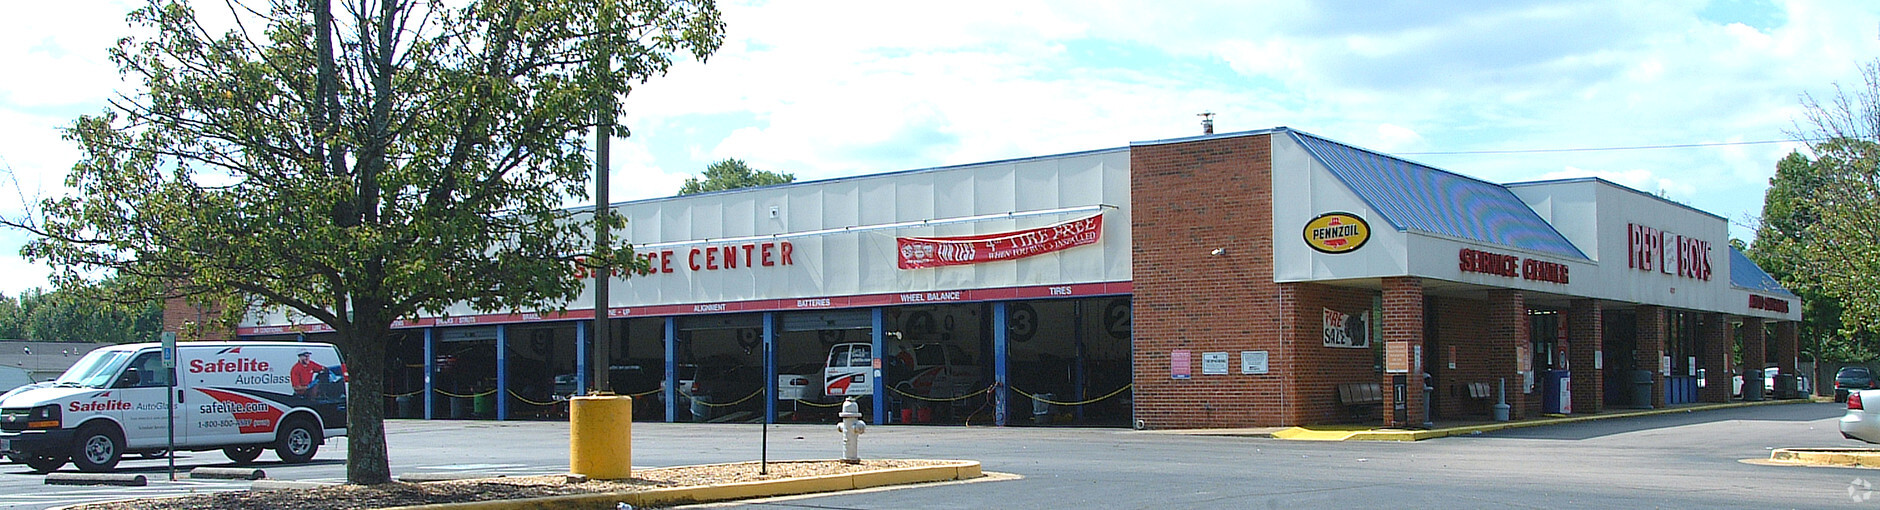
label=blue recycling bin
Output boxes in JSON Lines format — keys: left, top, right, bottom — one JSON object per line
{"left": 1542, "top": 369, "right": 1572, "bottom": 414}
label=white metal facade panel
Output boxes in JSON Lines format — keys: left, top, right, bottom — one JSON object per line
{"left": 1273, "top": 133, "right": 1411, "bottom": 283}
{"left": 593, "top": 150, "right": 1133, "bottom": 309}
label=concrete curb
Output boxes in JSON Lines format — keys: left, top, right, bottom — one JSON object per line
{"left": 189, "top": 467, "right": 267, "bottom": 480}
{"left": 1271, "top": 397, "right": 1819, "bottom": 442}
{"left": 382, "top": 459, "right": 982, "bottom": 510}
{"left": 1766, "top": 448, "right": 1880, "bottom": 468}
{"left": 43, "top": 473, "right": 147, "bottom": 486}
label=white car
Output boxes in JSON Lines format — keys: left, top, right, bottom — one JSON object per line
{"left": 1842, "top": 389, "right": 1880, "bottom": 444}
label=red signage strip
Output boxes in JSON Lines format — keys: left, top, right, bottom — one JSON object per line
{"left": 1749, "top": 295, "right": 1791, "bottom": 313}
{"left": 236, "top": 282, "right": 1133, "bottom": 335}
{"left": 897, "top": 215, "right": 1103, "bottom": 269}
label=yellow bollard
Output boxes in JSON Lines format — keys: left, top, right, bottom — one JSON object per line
{"left": 569, "top": 395, "right": 633, "bottom": 479}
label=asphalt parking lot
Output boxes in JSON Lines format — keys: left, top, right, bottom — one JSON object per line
{"left": 3, "top": 401, "right": 1873, "bottom": 509}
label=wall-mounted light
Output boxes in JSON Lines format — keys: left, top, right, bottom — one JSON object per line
{"left": 1210, "top": 248, "right": 1227, "bottom": 256}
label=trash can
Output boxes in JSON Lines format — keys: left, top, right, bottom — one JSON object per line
{"left": 1631, "top": 370, "right": 1654, "bottom": 409}
{"left": 396, "top": 394, "right": 418, "bottom": 418}
{"left": 1775, "top": 374, "right": 1798, "bottom": 400}
{"left": 1542, "top": 370, "right": 1571, "bottom": 414}
{"left": 1742, "top": 368, "right": 1763, "bottom": 402}
{"left": 1032, "top": 393, "right": 1056, "bottom": 424}
{"left": 473, "top": 392, "right": 494, "bottom": 417}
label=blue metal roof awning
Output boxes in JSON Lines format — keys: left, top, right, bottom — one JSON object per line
{"left": 1729, "top": 247, "right": 1797, "bottom": 297}
{"left": 1289, "top": 130, "right": 1589, "bottom": 261}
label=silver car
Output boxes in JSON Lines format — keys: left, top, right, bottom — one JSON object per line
{"left": 1840, "top": 389, "right": 1880, "bottom": 443}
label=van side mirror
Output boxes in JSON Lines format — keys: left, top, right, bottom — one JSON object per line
{"left": 114, "top": 368, "right": 141, "bottom": 388}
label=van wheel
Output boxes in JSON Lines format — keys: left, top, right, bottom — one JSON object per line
{"left": 69, "top": 423, "right": 123, "bottom": 472}
{"left": 275, "top": 418, "right": 320, "bottom": 464}
{"left": 22, "top": 454, "right": 67, "bottom": 473}
{"left": 223, "top": 445, "right": 264, "bottom": 464}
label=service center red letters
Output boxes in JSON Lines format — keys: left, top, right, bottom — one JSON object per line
{"left": 571, "top": 241, "right": 796, "bottom": 279}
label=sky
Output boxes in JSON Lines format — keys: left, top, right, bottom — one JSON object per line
{"left": 1, "top": 0, "right": 1877, "bottom": 298}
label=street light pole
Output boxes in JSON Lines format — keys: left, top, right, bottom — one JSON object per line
{"left": 589, "top": 8, "right": 615, "bottom": 395}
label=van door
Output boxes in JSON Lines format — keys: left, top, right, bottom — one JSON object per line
{"left": 824, "top": 344, "right": 872, "bottom": 397}
{"left": 109, "top": 350, "right": 184, "bottom": 450}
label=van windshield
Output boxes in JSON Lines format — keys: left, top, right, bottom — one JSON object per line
{"left": 54, "top": 350, "right": 135, "bottom": 388}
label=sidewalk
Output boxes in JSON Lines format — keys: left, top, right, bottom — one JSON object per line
{"left": 1150, "top": 397, "right": 1825, "bottom": 441}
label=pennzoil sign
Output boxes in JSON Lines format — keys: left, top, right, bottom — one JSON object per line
{"left": 1303, "top": 212, "right": 1370, "bottom": 254}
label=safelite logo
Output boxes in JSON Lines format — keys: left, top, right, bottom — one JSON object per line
{"left": 1304, "top": 212, "right": 1371, "bottom": 254}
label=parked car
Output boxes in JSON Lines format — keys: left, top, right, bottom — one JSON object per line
{"left": 1836, "top": 366, "right": 1876, "bottom": 403}
{"left": 1842, "top": 389, "right": 1880, "bottom": 444}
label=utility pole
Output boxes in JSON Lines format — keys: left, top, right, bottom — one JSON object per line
{"left": 590, "top": 5, "right": 615, "bottom": 395}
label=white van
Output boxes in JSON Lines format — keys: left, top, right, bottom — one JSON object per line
{"left": 0, "top": 341, "right": 346, "bottom": 473}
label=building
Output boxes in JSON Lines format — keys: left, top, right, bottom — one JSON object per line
{"left": 0, "top": 341, "right": 114, "bottom": 390}
{"left": 231, "top": 127, "right": 1801, "bottom": 428}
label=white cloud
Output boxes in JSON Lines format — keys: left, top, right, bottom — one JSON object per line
{"left": 6, "top": 0, "right": 1880, "bottom": 292}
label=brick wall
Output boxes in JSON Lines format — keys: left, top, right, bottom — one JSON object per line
{"left": 163, "top": 296, "right": 234, "bottom": 341}
{"left": 1281, "top": 282, "right": 1382, "bottom": 425}
{"left": 1480, "top": 290, "right": 1533, "bottom": 418}
{"left": 1742, "top": 317, "right": 1766, "bottom": 395}
{"left": 1775, "top": 321, "right": 1798, "bottom": 374}
{"left": 1568, "top": 299, "right": 1605, "bottom": 412}
{"left": 1429, "top": 295, "right": 1496, "bottom": 419}
{"left": 1700, "top": 312, "right": 1732, "bottom": 403}
{"left": 1380, "top": 277, "right": 1425, "bottom": 427}
{"left": 1635, "top": 305, "right": 1666, "bottom": 408}
{"left": 1130, "top": 133, "right": 1282, "bottom": 428}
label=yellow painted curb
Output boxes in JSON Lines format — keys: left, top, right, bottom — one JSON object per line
{"left": 384, "top": 459, "right": 982, "bottom": 510}
{"left": 1270, "top": 398, "right": 1816, "bottom": 442}
{"left": 1271, "top": 427, "right": 1363, "bottom": 441}
{"left": 1767, "top": 448, "right": 1880, "bottom": 468}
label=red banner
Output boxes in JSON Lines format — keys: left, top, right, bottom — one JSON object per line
{"left": 897, "top": 214, "right": 1103, "bottom": 269}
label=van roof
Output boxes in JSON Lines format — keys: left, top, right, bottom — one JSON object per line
{"left": 100, "top": 341, "right": 338, "bottom": 351}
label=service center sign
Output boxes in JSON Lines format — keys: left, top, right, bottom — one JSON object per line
{"left": 897, "top": 214, "right": 1103, "bottom": 269}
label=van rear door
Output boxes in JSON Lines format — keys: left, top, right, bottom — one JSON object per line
{"left": 824, "top": 344, "right": 873, "bottom": 397}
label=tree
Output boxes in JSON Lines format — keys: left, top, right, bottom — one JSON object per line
{"left": 1791, "top": 59, "right": 1880, "bottom": 345}
{"left": 3, "top": 0, "right": 723, "bottom": 484}
{"left": 1748, "top": 152, "right": 1878, "bottom": 361}
{"left": 678, "top": 158, "right": 793, "bottom": 194}
{"left": 0, "top": 284, "right": 163, "bottom": 344}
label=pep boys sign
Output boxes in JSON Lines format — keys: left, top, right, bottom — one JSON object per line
{"left": 1627, "top": 223, "right": 1712, "bottom": 281}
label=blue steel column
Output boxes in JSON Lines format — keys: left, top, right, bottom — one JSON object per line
{"left": 664, "top": 317, "right": 678, "bottom": 423}
{"left": 871, "top": 307, "right": 886, "bottom": 424}
{"left": 763, "top": 312, "right": 777, "bottom": 425}
{"left": 496, "top": 324, "right": 508, "bottom": 421}
{"left": 575, "top": 320, "right": 590, "bottom": 395}
{"left": 423, "top": 328, "right": 436, "bottom": 420}
{"left": 994, "top": 302, "right": 1009, "bottom": 426}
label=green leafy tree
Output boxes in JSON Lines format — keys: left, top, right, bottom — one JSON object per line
{"left": 678, "top": 158, "right": 794, "bottom": 194}
{"left": 0, "top": 293, "right": 23, "bottom": 339}
{"left": 1748, "top": 152, "right": 1878, "bottom": 361}
{"left": 0, "top": 284, "right": 160, "bottom": 344}
{"left": 4, "top": 0, "right": 722, "bottom": 484}
{"left": 1790, "top": 59, "right": 1880, "bottom": 349}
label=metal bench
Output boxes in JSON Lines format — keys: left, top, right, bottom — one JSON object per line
{"left": 1337, "top": 382, "right": 1384, "bottom": 420}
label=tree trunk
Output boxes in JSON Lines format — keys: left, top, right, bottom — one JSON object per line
{"left": 340, "top": 327, "right": 392, "bottom": 484}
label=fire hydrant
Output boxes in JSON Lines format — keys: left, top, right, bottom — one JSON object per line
{"left": 835, "top": 396, "right": 866, "bottom": 463}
